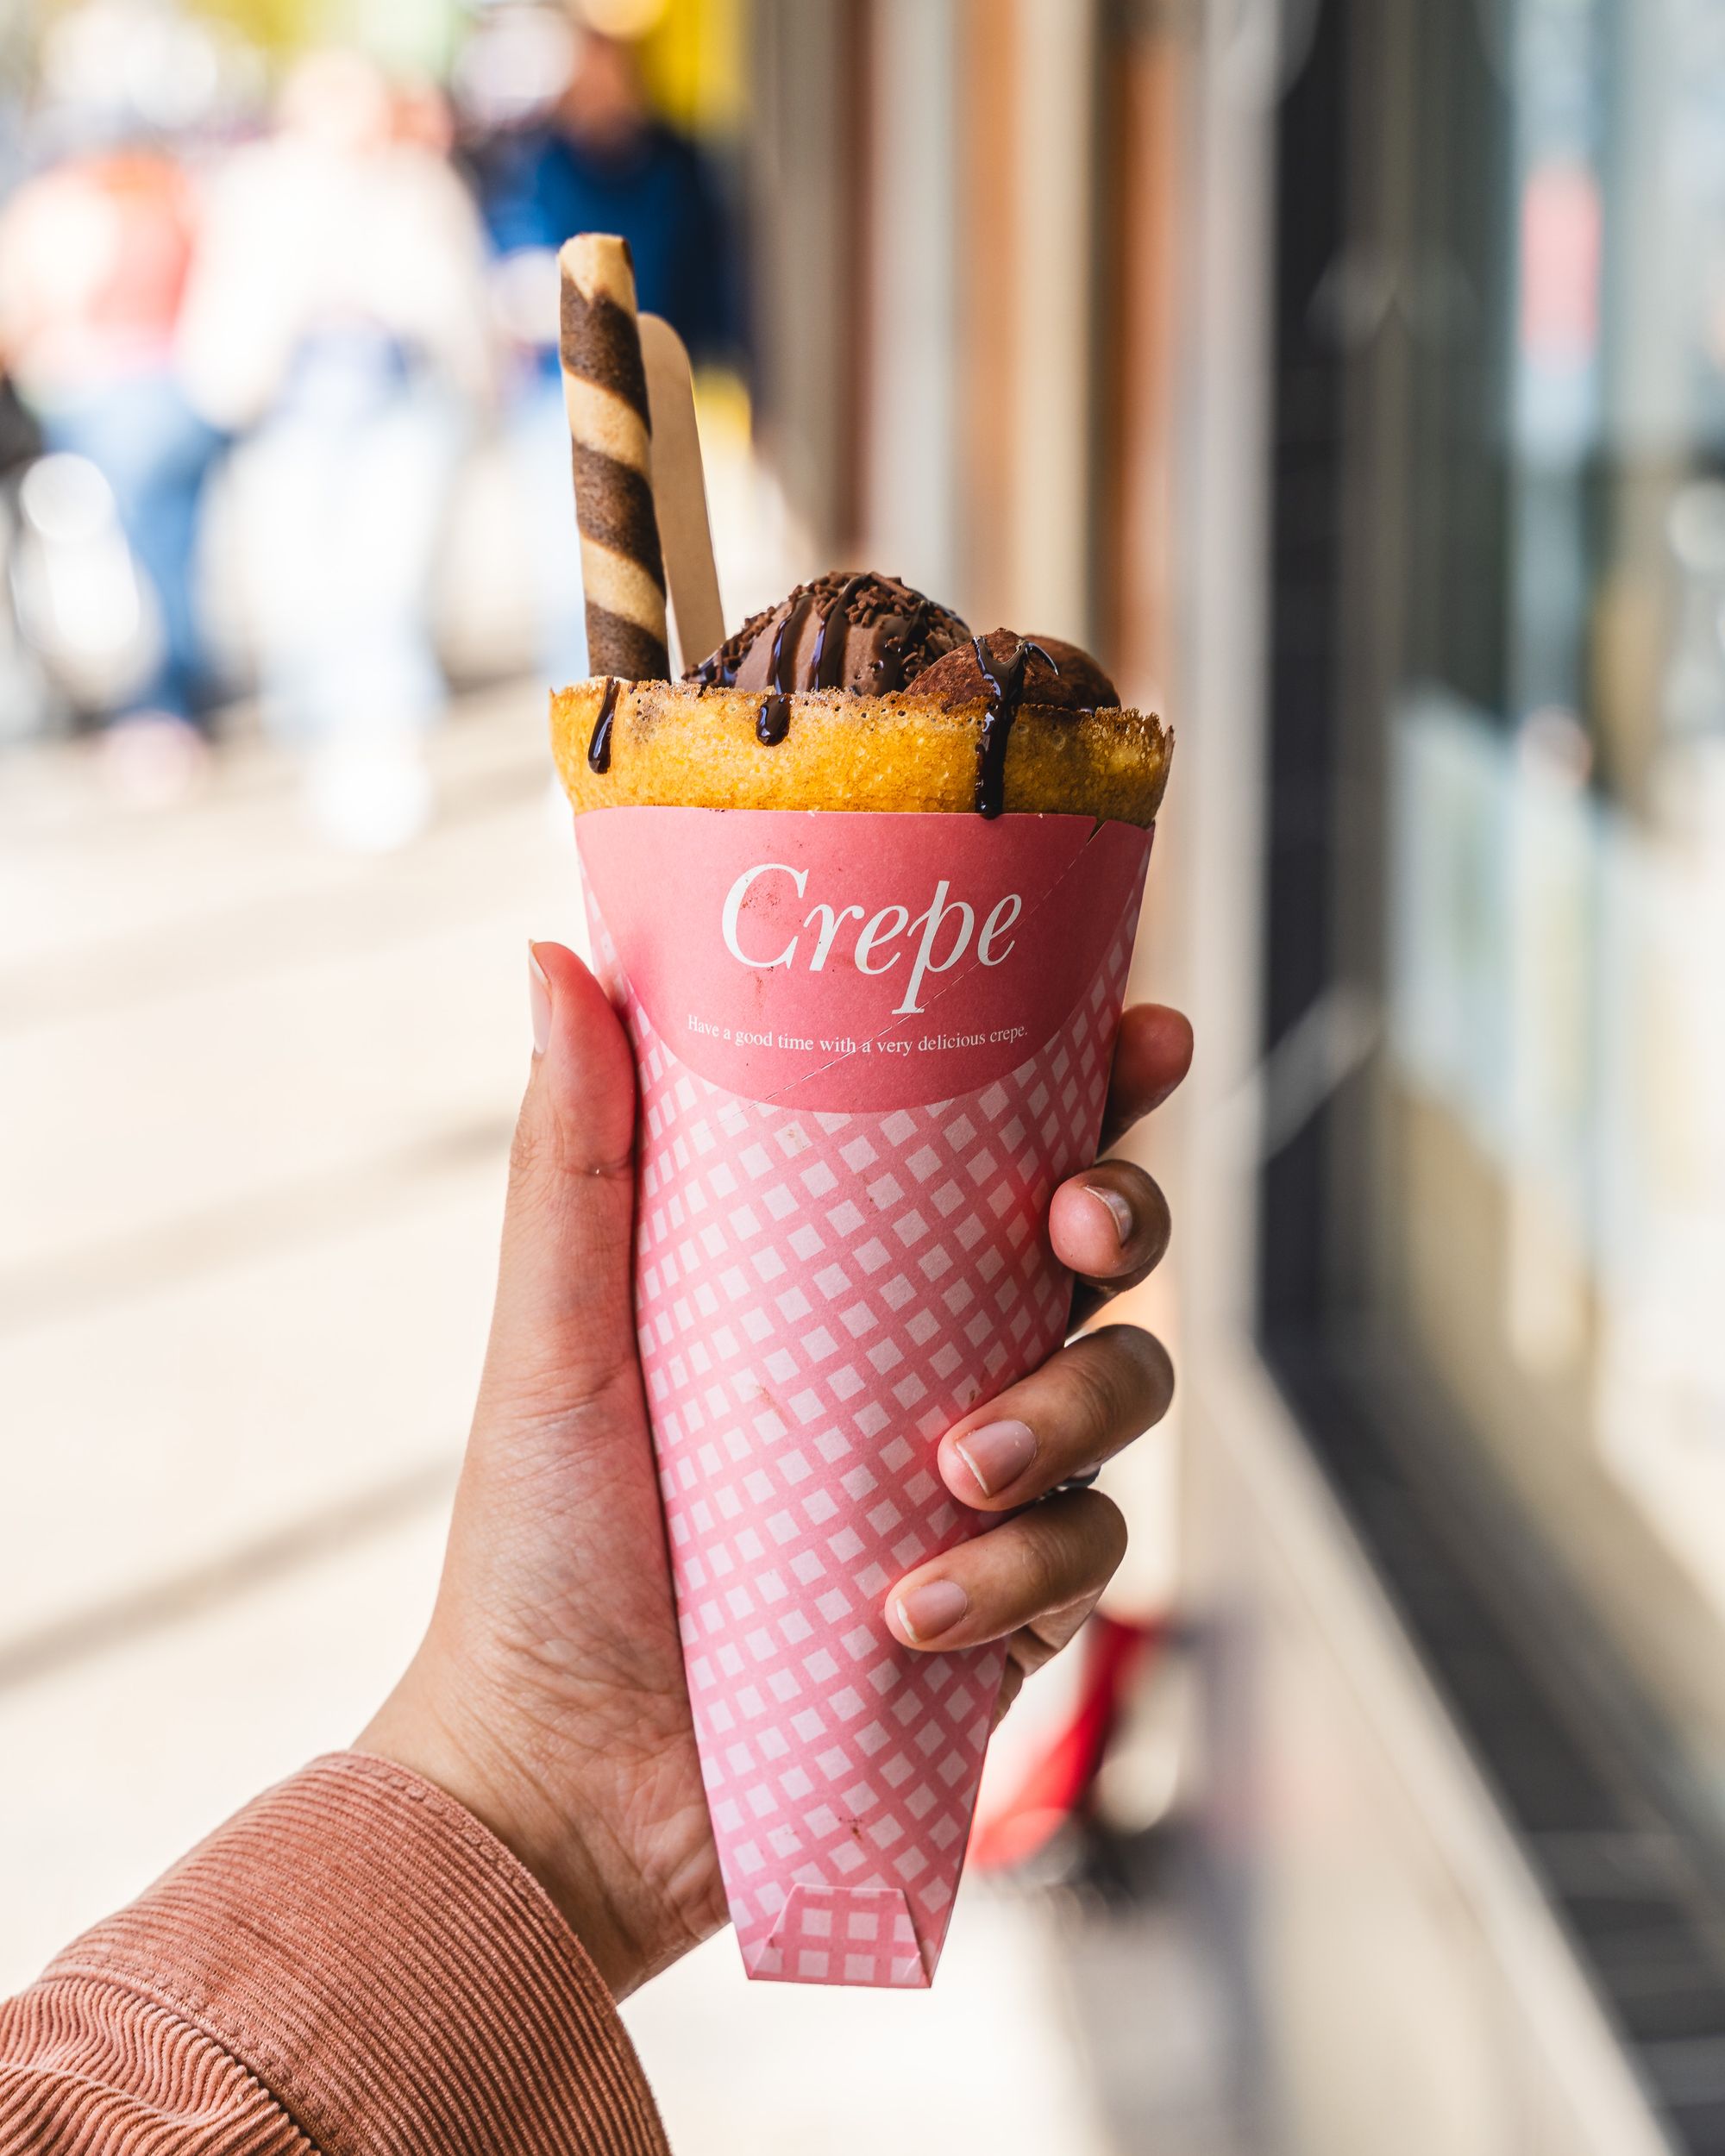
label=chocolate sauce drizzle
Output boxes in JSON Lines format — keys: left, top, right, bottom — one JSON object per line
{"left": 756, "top": 693, "right": 790, "bottom": 745}
{"left": 972, "top": 637, "right": 1057, "bottom": 818}
{"left": 810, "top": 572, "right": 869, "bottom": 690}
{"left": 767, "top": 592, "right": 814, "bottom": 692}
{"left": 870, "top": 601, "right": 931, "bottom": 693}
{"left": 586, "top": 676, "right": 621, "bottom": 774}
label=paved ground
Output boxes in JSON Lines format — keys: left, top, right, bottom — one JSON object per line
{"left": 0, "top": 688, "right": 1233, "bottom": 2153}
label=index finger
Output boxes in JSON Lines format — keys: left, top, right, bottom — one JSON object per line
{"left": 1100, "top": 1003, "right": 1194, "bottom": 1150}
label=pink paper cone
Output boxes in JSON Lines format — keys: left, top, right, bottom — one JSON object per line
{"left": 577, "top": 808, "right": 1151, "bottom": 1986}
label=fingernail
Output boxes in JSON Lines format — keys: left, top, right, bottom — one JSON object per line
{"left": 528, "top": 943, "right": 552, "bottom": 1057}
{"left": 893, "top": 1578, "right": 969, "bottom": 1643}
{"left": 954, "top": 1419, "right": 1037, "bottom": 1497}
{"left": 1083, "top": 1181, "right": 1134, "bottom": 1246}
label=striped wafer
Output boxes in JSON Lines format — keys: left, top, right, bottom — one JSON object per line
{"left": 559, "top": 234, "right": 670, "bottom": 680}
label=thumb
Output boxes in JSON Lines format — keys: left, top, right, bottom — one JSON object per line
{"left": 478, "top": 941, "right": 640, "bottom": 1420}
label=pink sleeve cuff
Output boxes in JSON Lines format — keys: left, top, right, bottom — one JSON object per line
{"left": 41, "top": 1752, "right": 669, "bottom": 2156}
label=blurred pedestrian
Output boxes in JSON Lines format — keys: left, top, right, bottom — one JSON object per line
{"left": 468, "top": 21, "right": 740, "bottom": 686}
{"left": 0, "top": 143, "right": 221, "bottom": 796}
{"left": 178, "top": 51, "right": 492, "bottom": 850}
{"left": 482, "top": 25, "right": 737, "bottom": 362}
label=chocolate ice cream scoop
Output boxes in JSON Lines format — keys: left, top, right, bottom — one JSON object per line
{"left": 914, "top": 630, "right": 1120, "bottom": 714}
{"left": 574, "top": 567, "right": 1170, "bottom": 825}
{"left": 687, "top": 571, "right": 972, "bottom": 694}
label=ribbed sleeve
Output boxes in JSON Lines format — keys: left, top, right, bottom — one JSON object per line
{"left": 0, "top": 1752, "right": 670, "bottom": 2156}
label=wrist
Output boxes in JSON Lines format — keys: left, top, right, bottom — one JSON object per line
{"left": 357, "top": 1667, "right": 661, "bottom": 1998}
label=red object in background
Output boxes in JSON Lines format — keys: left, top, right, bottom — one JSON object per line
{"left": 968, "top": 1613, "right": 1167, "bottom": 1873}
{"left": 1520, "top": 157, "right": 1601, "bottom": 366}
{"left": 0, "top": 153, "right": 198, "bottom": 395}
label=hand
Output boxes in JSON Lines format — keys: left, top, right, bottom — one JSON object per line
{"left": 884, "top": 1000, "right": 1189, "bottom": 1723}
{"left": 360, "top": 943, "right": 1191, "bottom": 2000}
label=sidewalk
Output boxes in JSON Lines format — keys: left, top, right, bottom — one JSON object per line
{"left": 0, "top": 688, "right": 1200, "bottom": 2155}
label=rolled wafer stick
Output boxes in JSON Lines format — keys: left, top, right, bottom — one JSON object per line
{"left": 560, "top": 233, "right": 669, "bottom": 680}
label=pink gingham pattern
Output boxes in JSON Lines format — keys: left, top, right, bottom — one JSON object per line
{"left": 585, "top": 887, "right": 1138, "bottom": 1984}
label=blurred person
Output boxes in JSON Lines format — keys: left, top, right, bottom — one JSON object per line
{"left": 178, "top": 50, "right": 492, "bottom": 850}
{"left": 0, "top": 950, "right": 1192, "bottom": 2151}
{"left": 0, "top": 365, "right": 53, "bottom": 742}
{"left": 0, "top": 142, "right": 221, "bottom": 796}
{"left": 392, "top": 71, "right": 459, "bottom": 157}
{"left": 480, "top": 24, "right": 737, "bottom": 362}
{"left": 468, "top": 19, "right": 740, "bottom": 684}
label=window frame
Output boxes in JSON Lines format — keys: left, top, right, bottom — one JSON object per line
{"left": 1257, "top": 5, "right": 1725, "bottom": 2147}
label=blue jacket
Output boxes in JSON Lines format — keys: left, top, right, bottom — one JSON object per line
{"left": 478, "top": 120, "right": 740, "bottom": 371}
